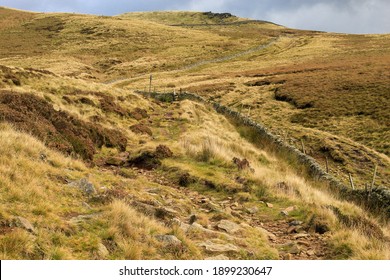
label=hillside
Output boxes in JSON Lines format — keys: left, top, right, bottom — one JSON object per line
{"left": 0, "top": 7, "right": 389, "bottom": 260}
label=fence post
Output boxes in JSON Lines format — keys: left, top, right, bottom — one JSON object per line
{"left": 370, "top": 164, "right": 377, "bottom": 192}
{"left": 301, "top": 139, "right": 306, "bottom": 154}
{"left": 348, "top": 173, "right": 355, "bottom": 190}
{"left": 149, "top": 74, "right": 153, "bottom": 93}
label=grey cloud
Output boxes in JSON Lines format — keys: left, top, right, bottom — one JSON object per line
{"left": 1, "top": 0, "right": 389, "bottom": 33}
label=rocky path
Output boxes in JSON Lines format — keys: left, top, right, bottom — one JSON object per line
{"left": 122, "top": 166, "right": 331, "bottom": 260}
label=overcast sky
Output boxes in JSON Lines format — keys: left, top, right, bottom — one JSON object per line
{"left": 1, "top": 0, "right": 390, "bottom": 34}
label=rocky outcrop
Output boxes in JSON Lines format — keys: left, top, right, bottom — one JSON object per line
{"left": 67, "top": 178, "right": 96, "bottom": 195}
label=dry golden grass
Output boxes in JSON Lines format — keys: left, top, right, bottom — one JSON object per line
{"left": 135, "top": 31, "right": 390, "bottom": 189}
{"left": 1, "top": 8, "right": 389, "bottom": 260}
{"left": 169, "top": 100, "right": 390, "bottom": 260}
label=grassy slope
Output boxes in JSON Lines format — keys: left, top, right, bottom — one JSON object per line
{"left": 123, "top": 22, "right": 389, "bottom": 189}
{"left": 0, "top": 8, "right": 389, "bottom": 260}
{"left": 119, "top": 11, "right": 246, "bottom": 25}
{"left": 0, "top": 9, "right": 276, "bottom": 81}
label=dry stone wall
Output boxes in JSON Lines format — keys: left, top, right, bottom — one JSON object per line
{"left": 139, "top": 90, "right": 390, "bottom": 219}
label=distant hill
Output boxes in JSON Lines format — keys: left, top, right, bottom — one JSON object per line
{"left": 0, "top": 7, "right": 389, "bottom": 260}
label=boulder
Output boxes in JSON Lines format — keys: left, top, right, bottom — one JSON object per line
{"left": 281, "top": 206, "right": 295, "bottom": 216}
{"left": 97, "top": 243, "right": 109, "bottom": 259}
{"left": 67, "top": 178, "right": 96, "bottom": 195}
{"left": 155, "top": 235, "right": 182, "bottom": 247}
{"left": 105, "top": 156, "right": 126, "bottom": 166}
{"left": 217, "top": 220, "right": 241, "bottom": 234}
{"left": 13, "top": 216, "right": 36, "bottom": 234}
{"left": 256, "top": 227, "right": 276, "bottom": 241}
{"left": 246, "top": 206, "right": 259, "bottom": 214}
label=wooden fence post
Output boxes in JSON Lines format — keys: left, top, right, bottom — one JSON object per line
{"left": 149, "top": 74, "right": 153, "bottom": 93}
{"left": 348, "top": 173, "right": 355, "bottom": 190}
{"left": 301, "top": 139, "right": 306, "bottom": 154}
{"left": 370, "top": 164, "right": 377, "bottom": 192}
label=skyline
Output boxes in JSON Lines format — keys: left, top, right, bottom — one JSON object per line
{"left": 1, "top": 0, "right": 390, "bottom": 34}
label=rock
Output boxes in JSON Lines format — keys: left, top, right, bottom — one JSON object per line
{"left": 240, "top": 222, "right": 251, "bottom": 228}
{"left": 231, "top": 211, "right": 244, "bottom": 219}
{"left": 277, "top": 242, "right": 300, "bottom": 255}
{"left": 204, "top": 201, "right": 221, "bottom": 212}
{"left": 266, "top": 202, "right": 274, "bottom": 208}
{"left": 205, "top": 254, "right": 230, "bottom": 260}
{"left": 289, "top": 244, "right": 301, "bottom": 254}
{"left": 217, "top": 220, "right": 241, "bottom": 234}
{"left": 256, "top": 227, "right": 276, "bottom": 241}
{"left": 188, "top": 223, "right": 215, "bottom": 235}
{"left": 281, "top": 206, "right": 295, "bottom": 216}
{"left": 67, "top": 178, "right": 96, "bottom": 195}
{"left": 246, "top": 206, "right": 259, "bottom": 214}
{"left": 289, "top": 220, "right": 303, "bottom": 226}
{"left": 283, "top": 253, "right": 292, "bottom": 260}
{"left": 294, "top": 233, "right": 310, "bottom": 239}
{"left": 155, "top": 207, "right": 178, "bottom": 220}
{"left": 105, "top": 156, "right": 126, "bottom": 166}
{"left": 307, "top": 249, "right": 315, "bottom": 256}
{"left": 146, "top": 188, "right": 161, "bottom": 194}
{"left": 188, "top": 223, "right": 234, "bottom": 240}
{"left": 287, "top": 226, "right": 298, "bottom": 234}
{"left": 69, "top": 213, "right": 100, "bottom": 225}
{"left": 155, "top": 235, "right": 182, "bottom": 247}
{"left": 198, "top": 240, "right": 239, "bottom": 253}
{"left": 171, "top": 218, "right": 190, "bottom": 232}
{"left": 224, "top": 207, "right": 232, "bottom": 215}
{"left": 13, "top": 216, "right": 36, "bottom": 234}
{"left": 131, "top": 201, "right": 157, "bottom": 216}
{"left": 97, "top": 243, "right": 109, "bottom": 259}
{"left": 297, "top": 240, "right": 310, "bottom": 247}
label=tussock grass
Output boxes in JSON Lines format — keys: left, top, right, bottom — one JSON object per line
{"left": 1, "top": 8, "right": 389, "bottom": 260}
{"left": 175, "top": 99, "right": 390, "bottom": 259}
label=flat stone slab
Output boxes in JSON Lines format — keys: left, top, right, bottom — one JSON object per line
{"left": 14, "top": 216, "right": 36, "bottom": 234}
{"left": 198, "top": 240, "right": 239, "bottom": 253}
{"left": 155, "top": 235, "right": 182, "bottom": 246}
{"left": 217, "top": 219, "right": 241, "bottom": 234}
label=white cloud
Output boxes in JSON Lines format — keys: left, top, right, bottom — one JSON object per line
{"left": 1, "top": 0, "right": 389, "bottom": 33}
{"left": 264, "top": 0, "right": 390, "bottom": 33}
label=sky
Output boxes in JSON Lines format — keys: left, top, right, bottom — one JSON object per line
{"left": 1, "top": 0, "right": 390, "bottom": 34}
